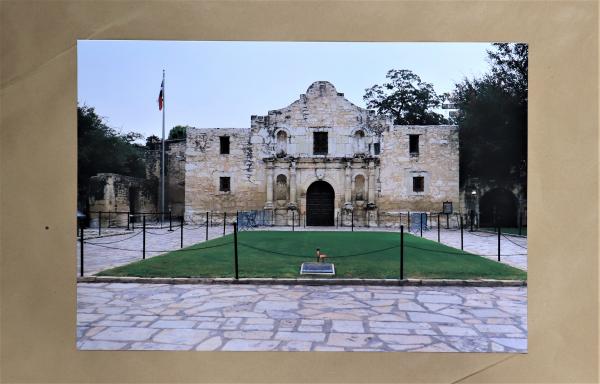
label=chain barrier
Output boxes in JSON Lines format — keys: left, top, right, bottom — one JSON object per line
{"left": 466, "top": 231, "right": 497, "bottom": 238}
{"left": 237, "top": 241, "right": 400, "bottom": 259}
{"left": 145, "top": 229, "right": 177, "bottom": 236}
{"left": 405, "top": 243, "right": 527, "bottom": 257}
{"left": 84, "top": 240, "right": 233, "bottom": 253}
{"left": 237, "top": 242, "right": 306, "bottom": 258}
{"left": 83, "top": 230, "right": 144, "bottom": 245}
{"left": 502, "top": 234, "right": 528, "bottom": 249}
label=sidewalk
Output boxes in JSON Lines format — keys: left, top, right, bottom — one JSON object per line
{"left": 77, "top": 283, "right": 527, "bottom": 352}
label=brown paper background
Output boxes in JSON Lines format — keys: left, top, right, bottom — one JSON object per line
{"left": 1, "top": 1, "right": 598, "bottom": 383}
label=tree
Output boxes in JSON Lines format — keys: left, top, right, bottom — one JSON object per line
{"left": 363, "top": 69, "right": 448, "bottom": 125}
{"left": 78, "top": 105, "right": 146, "bottom": 205}
{"left": 453, "top": 43, "right": 528, "bottom": 189}
{"left": 168, "top": 125, "right": 189, "bottom": 140}
{"left": 146, "top": 135, "right": 161, "bottom": 149}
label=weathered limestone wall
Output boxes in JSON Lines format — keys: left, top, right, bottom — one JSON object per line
{"left": 146, "top": 139, "right": 186, "bottom": 216}
{"left": 378, "top": 125, "right": 460, "bottom": 213}
{"left": 184, "top": 81, "right": 460, "bottom": 227}
{"left": 185, "top": 128, "right": 267, "bottom": 219}
{"left": 251, "top": 81, "right": 388, "bottom": 158}
{"left": 88, "top": 173, "right": 157, "bottom": 227}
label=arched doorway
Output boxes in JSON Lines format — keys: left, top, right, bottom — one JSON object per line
{"left": 306, "top": 181, "right": 335, "bottom": 226}
{"left": 480, "top": 188, "right": 518, "bottom": 227}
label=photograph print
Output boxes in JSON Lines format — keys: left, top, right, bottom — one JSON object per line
{"left": 77, "top": 41, "right": 527, "bottom": 352}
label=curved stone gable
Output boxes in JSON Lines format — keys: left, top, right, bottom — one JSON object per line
{"left": 252, "top": 81, "right": 370, "bottom": 132}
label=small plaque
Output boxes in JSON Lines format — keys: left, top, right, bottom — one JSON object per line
{"left": 300, "top": 262, "right": 335, "bottom": 275}
{"left": 442, "top": 201, "right": 453, "bottom": 214}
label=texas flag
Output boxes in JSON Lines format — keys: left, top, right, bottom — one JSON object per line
{"left": 158, "top": 80, "right": 164, "bottom": 110}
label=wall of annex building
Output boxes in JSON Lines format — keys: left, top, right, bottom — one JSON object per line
{"left": 184, "top": 127, "right": 268, "bottom": 218}
{"left": 378, "top": 125, "right": 460, "bottom": 213}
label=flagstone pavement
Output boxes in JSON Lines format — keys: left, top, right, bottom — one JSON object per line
{"left": 77, "top": 283, "right": 527, "bottom": 352}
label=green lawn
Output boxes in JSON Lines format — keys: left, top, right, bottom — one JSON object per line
{"left": 97, "top": 231, "right": 527, "bottom": 280}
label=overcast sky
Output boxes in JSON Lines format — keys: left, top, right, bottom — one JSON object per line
{"left": 78, "top": 41, "right": 493, "bottom": 140}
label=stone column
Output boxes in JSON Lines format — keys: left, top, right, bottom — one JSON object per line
{"left": 289, "top": 161, "right": 297, "bottom": 207}
{"left": 368, "top": 160, "right": 376, "bottom": 205}
{"left": 351, "top": 173, "right": 356, "bottom": 202}
{"left": 344, "top": 161, "right": 352, "bottom": 205}
{"left": 265, "top": 161, "right": 274, "bottom": 209}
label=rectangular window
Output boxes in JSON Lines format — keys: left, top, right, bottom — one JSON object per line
{"left": 219, "top": 177, "right": 230, "bottom": 192}
{"left": 409, "top": 134, "right": 419, "bottom": 155}
{"left": 373, "top": 142, "right": 381, "bottom": 155}
{"left": 313, "top": 132, "right": 328, "bottom": 155}
{"left": 413, "top": 176, "right": 424, "bottom": 192}
{"left": 220, "top": 136, "right": 230, "bottom": 154}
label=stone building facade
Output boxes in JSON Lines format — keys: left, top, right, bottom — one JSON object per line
{"left": 184, "top": 81, "right": 459, "bottom": 226}
{"left": 87, "top": 173, "right": 157, "bottom": 226}
{"left": 87, "top": 139, "right": 186, "bottom": 227}
{"left": 146, "top": 139, "right": 186, "bottom": 216}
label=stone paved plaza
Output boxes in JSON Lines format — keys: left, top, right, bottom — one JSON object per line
{"left": 77, "top": 225, "right": 527, "bottom": 276}
{"left": 77, "top": 283, "right": 527, "bottom": 352}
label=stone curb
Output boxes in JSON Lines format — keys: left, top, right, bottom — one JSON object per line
{"left": 77, "top": 276, "right": 526, "bottom": 287}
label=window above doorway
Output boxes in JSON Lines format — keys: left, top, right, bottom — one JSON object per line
{"left": 313, "top": 132, "right": 328, "bottom": 155}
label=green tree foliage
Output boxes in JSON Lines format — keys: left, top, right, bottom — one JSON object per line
{"left": 78, "top": 105, "right": 146, "bottom": 197}
{"left": 363, "top": 69, "right": 448, "bottom": 125}
{"left": 168, "top": 125, "right": 189, "bottom": 140}
{"left": 146, "top": 135, "right": 161, "bottom": 149}
{"left": 453, "top": 43, "right": 528, "bottom": 188}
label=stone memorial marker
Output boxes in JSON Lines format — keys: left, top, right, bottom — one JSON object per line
{"left": 300, "top": 262, "right": 335, "bottom": 276}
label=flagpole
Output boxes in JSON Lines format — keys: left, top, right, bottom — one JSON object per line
{"left": 161, "top": 69, "right": 166, "bottom": 223}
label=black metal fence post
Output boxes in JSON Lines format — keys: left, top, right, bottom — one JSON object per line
{"left": 98, "top": 211, "right": 102, "bottom": 236}
{"left": 127, "top": 211, "right": 130, "bottom": 230}
{"left": 437, "top": 213, "right": 440, "bottom": 243}
{"left": 351, "top": 210, "right": 354, "bottom": 232}
{"left": 223, "top": 212, "right": 227, "bottom": 235}
{"left": 233, "top": 222, "right": 239, "bottom": 279}
{"left": 446, "top": 213, "right": 450, "bottom": 229}
{"left": 206, "top": 211, "right": 209, "bottom": 241}
{"left": 79, "top": 222, "right": 84, "bottom": 277}
{"left": 400, "top": 225, "right": 404, "bottom": 280}
{"left": 420, "top": 213, "right": 423, "bottom": 237}
{"left": 142, "top": 215, "right": 146, "bottom": 260}
{"left": 460, "top": 215, "right": 464, "bottom": 250}
{"left": 292, "top": 210, "right": 295, "bottom": 232}
{"left": 169, "top": 210, "right": 173, "bottom": 231}
{"left": 180, "top": 215, "right": 184, "bottom": 248}
{"left": 497, "top": 226, "right": 501, "bottom": 261}
{"left": 407, "top": 211, "right": 410, "bottom": 232}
